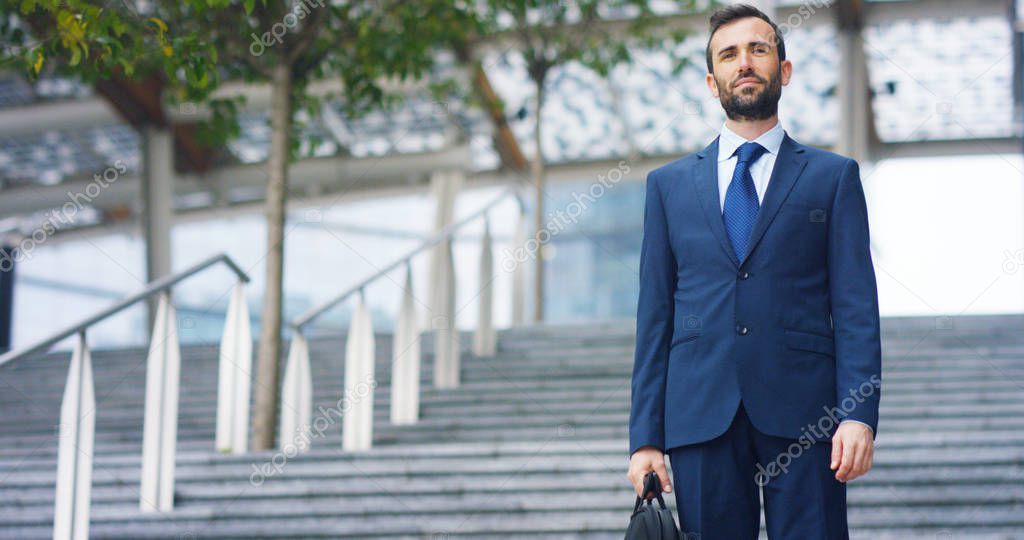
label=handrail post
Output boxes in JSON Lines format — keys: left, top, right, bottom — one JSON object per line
{"left": 140, "top": 292, "right": 181, "bottom": 513}
{"left": 433, "top": 235, "right": 460, "bottom": 388}
{"left": 0, "top": 253, "right": 248, "bottom": 535}
{"left": 52, "top": 331, "right": 94, "bottom": 540}
{"left": 279, "top": 331, "right": 312, "bottom": 452}
{"left": 342, "top": 292, "right": 376, "bottom": 451}
{"left": 288, "top": 185, "right": 517, "bottom": 334}
{"left": 473, "top": 217, "right": 496, "bottom": 357}
{"left": 428, "top": 169, "right": 462, "bottom": 335}
{"left": 284, "top": 185, "right": 520, "bottom": 432}
{"left": 216, "top": 280, "right": 253, "bottom": 454}
{"left": 0, "top": 253, "right": 249, "bottom": 370}
{"left": 391, "top": 263, "right": 421, "bottom": 424}
{"left": 511, "top": 203, "right": 527, "bottom": 326}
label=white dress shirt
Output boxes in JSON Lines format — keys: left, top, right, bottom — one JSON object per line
{"left": 716, "top": 119, "right": 785, "bottom": 213}
{"left": 715, "top": 118, "right": 874, "bottom": 435}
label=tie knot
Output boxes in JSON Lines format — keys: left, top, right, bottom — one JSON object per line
{"left": 735, "top": 141, "right": 767, "bottom": 164}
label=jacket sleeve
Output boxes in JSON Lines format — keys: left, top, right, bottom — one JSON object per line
{"left": 828, "top": 158, "right": 882, "bottom": 439}
{"left": 629, "top": 171, "right": 677, "bottom": 457}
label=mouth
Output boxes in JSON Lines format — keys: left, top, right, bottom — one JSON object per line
{"left": 735, "top": 78, "right": 761, "bottom": 88}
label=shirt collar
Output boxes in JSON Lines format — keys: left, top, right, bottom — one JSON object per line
{"left": 717, "top": 119, "right": 785, "bottom": 162}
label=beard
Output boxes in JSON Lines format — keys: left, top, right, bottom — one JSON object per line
{"left": 716, "top": 67, "right": 782, "bottom": 121}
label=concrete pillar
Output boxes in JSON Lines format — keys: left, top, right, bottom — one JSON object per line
{"left": 0, "top": 245, "right": 14, "bottom": 352}
{"left": 510, "top": 204, "right": 527, "bottom": 326}
{"left": 1014, "top": 0, "right": 1023, "bottom": 313}
{"left": 1014, "top": 0, "right": 1023, "bottom": 137}
{"left": 835, "top": 0, "right": 877, "bottom": 164}
{"left": 427, "top": 170, "right": 463, "bottom": 388}
{"left": 141, "top": 127, "right": 174, "bottom": 330}
{"left": 427, "top": 170, "right": 463, "bottom": 326}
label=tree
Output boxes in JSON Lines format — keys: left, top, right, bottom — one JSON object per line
{"left": 1, "top": 0, "right": 477, "bottom": 451}
{"left": 472, "top": 0, "right": 702, "bottom": 321}
{"left": 2, "top": 0, "right": 706, "bottom": 446}
{"left": 157, "top": 0, "right": 477, "bottom": 450}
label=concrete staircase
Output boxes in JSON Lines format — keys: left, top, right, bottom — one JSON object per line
{"left": 1, "top": 315, "right": 1023, "bottom": 539}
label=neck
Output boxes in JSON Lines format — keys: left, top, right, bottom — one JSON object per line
{"left": 725, "top": 116, "right": 779, "bottom": 141}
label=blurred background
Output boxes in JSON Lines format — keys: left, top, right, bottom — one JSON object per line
{"left": 1, "top": 0, "right": 1020, "bottom": 350}
{"left": 0, "top": 1, "right": 1022, "bottom": 538}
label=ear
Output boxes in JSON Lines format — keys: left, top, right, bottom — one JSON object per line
{"left": 706, "top": 72, "right": 719, "bottom": 98}
{"left": 780, "top": 59, "right": 793, "bottom": 86}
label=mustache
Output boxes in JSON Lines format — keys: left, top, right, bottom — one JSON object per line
{"left": 733, "top": 74, "right": 766, "bottom": 87}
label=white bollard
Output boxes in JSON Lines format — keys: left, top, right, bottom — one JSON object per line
{"left": 52, "top": 332, "right": 95, "bottom": 540}
{"left": 511, "top": 206, "right": 527, "bottom": 326}
{"left": 280, "top": 332, "right": 313, "bottom": 452}
{"left": 433, "top": 236, "right": 460, "bottom": 388}
{"left": 391, "top": 264, "right": 421, "bottom": 425}
{"left": 216, "top": 281, "right": 252, "bottom": 454}
{"left": 140, "top": 293, "right": 181, "bottom": 513}
{"left": 473, "top": 218, "right": 496, "bottom": 357}
{"left": 342, "top": 294, "right": 376, "bottom": 451}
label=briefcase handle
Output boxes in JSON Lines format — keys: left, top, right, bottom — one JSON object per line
{"left": 631, "top": 471, "right": 668, "bottom": 516}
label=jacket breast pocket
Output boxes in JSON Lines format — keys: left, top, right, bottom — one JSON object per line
{"left": 780, "top": 203, "right": 828, "bottom": 224}
{"left": 784, "top": 328, "right": 835, "bottom": 357}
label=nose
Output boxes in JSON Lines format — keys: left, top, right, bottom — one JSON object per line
{"left": 737, "top": 50, "right": 753, "bottom": 70}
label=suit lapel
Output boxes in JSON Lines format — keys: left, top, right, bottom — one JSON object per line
{"left": 693, "top": 132, "right": 808, "bottom": 269}
{"left": 694, "top": 136, "right": 740, "bottom": 267}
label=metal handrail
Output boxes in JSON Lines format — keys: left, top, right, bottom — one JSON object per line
{"left": 0, "top": 253, "right": 249, "bottom": 368}
{"left": 291, "top": 184, "right": 522, "bottom": 331}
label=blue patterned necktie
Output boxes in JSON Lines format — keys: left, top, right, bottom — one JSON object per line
{"left": 723, "top": 141, "right": 768, "bottom": 260}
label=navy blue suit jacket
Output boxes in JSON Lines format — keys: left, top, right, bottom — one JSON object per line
{"left": 629, "top": 132, "right": 882, "bottom": 457}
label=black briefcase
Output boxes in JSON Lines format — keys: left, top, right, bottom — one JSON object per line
{"left": 625, "top": 471, "right": 681, "bottom": 540}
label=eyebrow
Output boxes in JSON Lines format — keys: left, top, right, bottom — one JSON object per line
{"left": 717, "top": 40, "right": 772, "bottom": 57}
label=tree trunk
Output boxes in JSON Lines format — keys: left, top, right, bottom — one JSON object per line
{"left": 532, "top": 77, "right": 545, "bottom": 323}
{"left": 251, "top": 62, "right": 292, "bottom": 451}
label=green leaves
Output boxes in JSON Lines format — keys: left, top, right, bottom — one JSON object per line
{"left": 31, "top": 49, "right": 43, "bottom": 75}
{"left": 0, "top": 0, "right": 213, "bottom": 85}
{"left": 56, "top": 10, "right": 89, "bottom": 66}
{"left": 479, "top": 0, "right": 700, "bottom": 85}
{"left": 19, "top": 0, "right": 38, "bottom": 15}
{"left": 0, "top": 0, "right": 699, "bottom": 163}
{"left": 194, "top": 96, "right": 244, "bottom": 148}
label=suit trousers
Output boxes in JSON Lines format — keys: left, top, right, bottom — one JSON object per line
{"left": 667, "top": 400, "right": 849, "bottom": 539}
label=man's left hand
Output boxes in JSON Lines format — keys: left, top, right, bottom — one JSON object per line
{"left": 830, "top": 422, "right": 874, "bottom": 482}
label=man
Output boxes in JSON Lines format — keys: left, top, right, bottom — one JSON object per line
{"left": 626, "top": 4, "right": 881, "bottom": 539}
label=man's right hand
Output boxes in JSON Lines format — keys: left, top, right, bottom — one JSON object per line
{"left": 627, "top": 445, "right": 672, "bottom": 500}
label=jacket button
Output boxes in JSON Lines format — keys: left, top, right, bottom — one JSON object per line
{"left": 738, "top": 271, "right": 749, "bottom": 279}
{"left": 736, "top": 324, "right": 748, "bottom": 335}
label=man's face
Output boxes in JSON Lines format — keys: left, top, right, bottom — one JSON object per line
{"left": 706, "top": 17, "right": 792, "bottom": 121}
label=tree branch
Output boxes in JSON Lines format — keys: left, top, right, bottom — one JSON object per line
{"left": 286, "top": 1, "right": 328, "bottom": 64}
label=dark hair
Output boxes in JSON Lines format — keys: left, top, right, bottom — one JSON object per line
{"left": 705, "top": 4, "right": 786, "bottom": 74}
